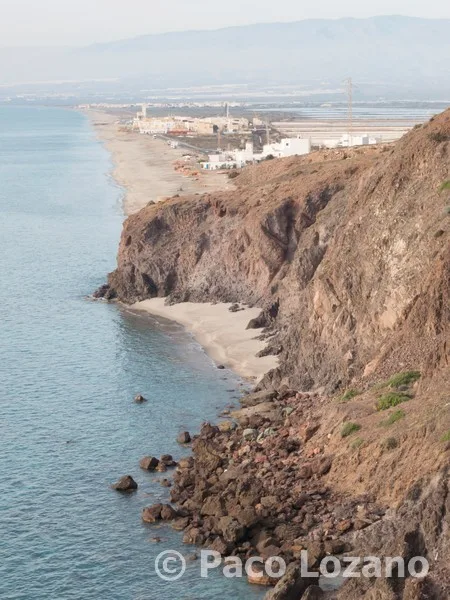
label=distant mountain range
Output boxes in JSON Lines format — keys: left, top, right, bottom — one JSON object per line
{"left": 2, "top": 16, "right": 450, "bottom": 98}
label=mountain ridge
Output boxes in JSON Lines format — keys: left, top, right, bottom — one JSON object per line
{"left": 2, "top": 16, "right": 450, "bottom": 96}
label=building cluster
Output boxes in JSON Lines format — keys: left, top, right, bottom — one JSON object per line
{"left": 134, "top": 105, "right": 250, "bottom": 136}
{"left": 202, "top": 137, "right": 311, "bottom": 170}
{"left": 323, "top": 133, "right": 380, "bottom": 148}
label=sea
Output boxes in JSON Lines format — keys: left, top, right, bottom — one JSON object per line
{"left": 0, "top": 106, "right": 264, "bottom": 600}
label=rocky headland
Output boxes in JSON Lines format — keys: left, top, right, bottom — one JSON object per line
{"left": 101, "top": 110, "right": 450, "bottom": 598}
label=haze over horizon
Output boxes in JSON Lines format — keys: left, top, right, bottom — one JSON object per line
{"left": 1, "top": 14, "right": 450, "bottom": 100}
{"left": 2, "top": 1, "right": 450, "bottom": 47}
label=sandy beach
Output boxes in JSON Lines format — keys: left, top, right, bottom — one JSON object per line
{"left": 87, "top": 110, "right": 232, "bottom": 216}
{"left": 88, "top": 109, "right": 277, "bottom": 382}
{"left": 131, "top": 299, "right": 278, "bottom": 382}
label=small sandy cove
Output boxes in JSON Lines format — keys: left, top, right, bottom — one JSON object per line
{"left": 132, "top": 299, "right": 278, "bottom": 382}
{"left": 86, "top": 109, "right": 275, "bottom": 382}
{"left": 86, "top": 110, "right": 232, "bottom": 216}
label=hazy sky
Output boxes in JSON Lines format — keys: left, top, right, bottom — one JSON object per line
{"left": 2, "top": 0, "right": 450, "bottom": 47}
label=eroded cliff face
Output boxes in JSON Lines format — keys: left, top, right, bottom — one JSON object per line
{"left": 104, "top": 110, "right": 450, "bottom": 393}
{"left": 102, "top": 112, "right": 450, "bottom": 599}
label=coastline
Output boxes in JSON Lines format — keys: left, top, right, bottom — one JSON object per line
{"left": 87, "top": 109, "right": 277, "bottom": 383}
{"left": 86, "top": 109, "right": 232, "bottom": 216}
{"left": 131, "top": 299, "right": 278, "bottom": 382}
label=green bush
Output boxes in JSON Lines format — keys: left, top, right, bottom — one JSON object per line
{"left": 381, "top": 409, "right": 406, "bottom": 426}
{"left": 386, "top": 371, "right": 421, "bottom": 388}
{"left": 376, "top": 393, "right": 410, "bottom": 411}
{"left": 440, "top": 431, "right": 450, "bottom": 442}
{"left": 341, "top": 422, "right": 361, "bottom": 438}
{"left": 351, "top": 437, "right": 364, "bottom": 450}
{"left": 439, "top": 181, "right": 450, "bottom": 192}
{"left": 340, "top": 389, "right": 361, "bottom": 402}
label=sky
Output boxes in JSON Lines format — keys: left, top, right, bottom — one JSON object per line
{"left": 1, "top": 0, "right": 450, "bottom": 47}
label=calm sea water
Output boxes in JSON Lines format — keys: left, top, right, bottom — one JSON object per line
{"left": 0, "top": 107, "right": 263, "bottom": 599}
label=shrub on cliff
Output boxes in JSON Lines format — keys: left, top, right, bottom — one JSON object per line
{"left": 385, "top": 371, "right": 421, "bottom": 388}
{"left": 340, "top": 389, "right": 361, "bottom": 402}
{"left": 341, "top": 422, "right": 361, "bottom": 437}
{"left": 380, "top": 409, "right": 406, "bottom": 426}
{"left": 376, "top": 392, "right": 410, "bottom": 411}
{"left": 429, "top": 131, "right": 450, "bottom": 143}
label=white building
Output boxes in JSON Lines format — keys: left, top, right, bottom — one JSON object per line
{"left": 263, "top": 136, "right": 311, "bottom": 158}
{"left": 323, "top": 133, "right": 380, "bottom": 148}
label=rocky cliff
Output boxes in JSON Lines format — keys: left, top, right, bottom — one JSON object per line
{"left": 101, "top": 111, "right": 450, "bottom": 599}
{"left": 103, "top": 110, "right": 450, "bottom": 393}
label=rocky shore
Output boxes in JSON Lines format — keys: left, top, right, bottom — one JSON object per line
{"left": 102, "top": 109, "right": 450, "bottom": 598}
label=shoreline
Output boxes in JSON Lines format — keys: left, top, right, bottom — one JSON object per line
{"left": 87, "top": 108, "right": 278, "bottom": 383}
{"left": 131, "top": 298, "right": 278, "bottom": 382}
{"left": 85, "top": 109, "right": 232, "bottom": 216}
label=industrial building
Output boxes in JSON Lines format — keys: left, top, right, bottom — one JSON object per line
{"left": 202, "top": 137, "right": 311, "bottom": 170}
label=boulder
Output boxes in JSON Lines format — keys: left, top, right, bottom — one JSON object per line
{"left": 240, "top": 389, "right": 278, "bottom": 408}
{"left": 301, "top": 586, "right": 324, "bottom": 599}
{"left": 218, "top": 421, "right": 237, "bottom": 433}
{"left": 111, "top": 475, "right": 138, "bottom": 492}
{"left": 142, "top": 504, "right": 163, "bottom": 523}
{"left": 177, "top": 431, "right": 191, "bottom": 444}
{"left": 201, "top": 496, "right": 226, "bottom": 517}
{"left": 160, "top": 454, "right": 176, "bottom": 467}
{"left": 230, "top": 506, "right": 260, "bottom": 528}
{"left": 171, "top": 517, "right": 190, "bottom": 531}
{"left": 178, "top": 456, "right": 194, "bottom": 469}
{"left": 218, "top": 516, "right": 246, "bottom": 543}
{"left": 160, "top": 504, "right": 178, "bottom": 521}
{"left": 263, "top": 562, "right": 316, "bottom": 600}
{"left": 139, "top": 456, "right": 159, "bottom": 471}
{"left": 243, "top": 428, "right": 258, "bottom": 440}
{"left": 208, "top": 535, "right": 230, "bottom": 556}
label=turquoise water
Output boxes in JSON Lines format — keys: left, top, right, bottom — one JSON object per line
{"left": 0, "top": 107, "right": 263, "bottom": 599}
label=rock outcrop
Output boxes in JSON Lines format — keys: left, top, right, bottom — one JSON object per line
{"left": 100, "top": 111, "right": 450, "bottom": 393}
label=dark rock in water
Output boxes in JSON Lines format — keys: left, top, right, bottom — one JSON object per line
{"left": 160, "top": 478, "right": 172, "bottom": 487}
{"left": 177, "top": 431, "right": 191, "bottom": 444}
{"left": 142, "top": 504, "right": 163, "bottom": 523}
{"left": 229, "top": 303, "right": 241, "bottom": 312}
{"left": 217, "top": 364, "right": 226, "bottom": 369}
{"left": 92, "top": 283, "right": 117, "bottom": 300}
{"left": 112, "top": 475, "right": 138, "bottom": 492}
{"left": 139, "top": 456, "right": 159, "bottom": 471}
{"left": 160, "top": 454, "right": 177, "bottom": 467}
{"left": 134, "top": 394, "right": 147, "bottom": 404}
